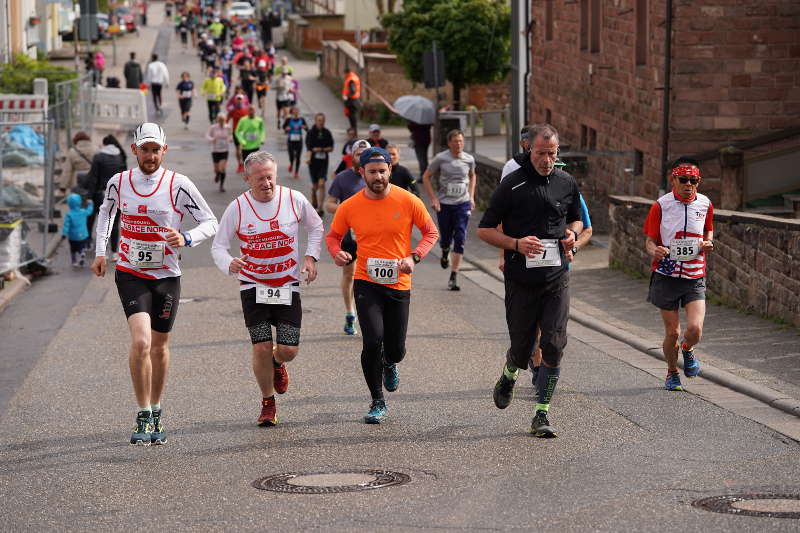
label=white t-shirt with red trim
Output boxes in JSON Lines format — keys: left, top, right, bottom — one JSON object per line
{"left": 643, "top": 191, "right": 714, "bottom": 279}
{"left": 95, "top": 166, "right": 218, "bottom": 279}
{"left": 211, "top": 186, "right": 324, "bottom": 292}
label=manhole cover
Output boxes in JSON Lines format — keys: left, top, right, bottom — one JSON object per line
{"left": 693, "top": 494, "right": 800, "bottom": 519}
{"left": 252, "top": 469, "right": 410, "bottom": 494}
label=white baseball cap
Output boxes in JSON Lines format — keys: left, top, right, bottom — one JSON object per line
{"left": 369, "top": 124, "right": 380, "bottom": 132}
{"left": 352, "top": 139, "right": 371, "bottom": 151}
{"left": 134, "top": 123, "right": 166, "bottom": 147}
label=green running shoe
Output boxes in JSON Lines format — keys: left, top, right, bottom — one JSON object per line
{"left": 151, "top": 409, "right": 167, "bottom": 445}
{"left": 665, "top": 371, "right": 683, "bottom": 391}
{"left": 530, "top": 410, "right": 557, "bottom": 438}
{"left": 130, "top": 411, "right": 153, "bottom": 446}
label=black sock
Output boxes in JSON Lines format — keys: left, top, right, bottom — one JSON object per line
{"left": 450, "top": 271, "right": 457, "bottom": 280}
{"left": 535, "top": 365, "right": 561, "bottom": 407}
{"left": 262, "top": 395, "right": 275, "bottom": 402}
{"left": 219, "top": 172, "right": 226, "bottom": 185}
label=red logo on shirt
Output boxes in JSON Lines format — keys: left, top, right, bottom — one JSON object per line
{"left": 270, "top": 220, "right": 280, "bottom": 230}
{"left": 138, "top": 205, "right": 147, "bottom": 214}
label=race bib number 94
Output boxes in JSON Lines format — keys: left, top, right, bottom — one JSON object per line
{"left": 256, "top": 285, "right": 292, "bottom": 305}
{"left": 525, "top": 239, "right": 562, "bottom": 268}
{"left": 670, "top": 238, "right": 700, "bottom": 261}
{"left": 367, "top": 258, "right": 399, "bottom": 285}
{"left": 129, "top": 239, "right": 165, "bottom": 268}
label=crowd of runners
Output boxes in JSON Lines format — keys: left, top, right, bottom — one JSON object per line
{"left": 89, "top": 3, "right": 715, "bottom": 447}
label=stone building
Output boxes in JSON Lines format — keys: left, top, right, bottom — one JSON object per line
{"left": 528, "top": 0, "right": 800, "bottom": 230}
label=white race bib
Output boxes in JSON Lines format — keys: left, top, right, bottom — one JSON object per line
{"left": 367, "top": 258, "right": 399, "bottom": 285}
{"left": 289, "top": 133, "right": 301, "bottom": 141}
{"left": 313, "top": 151, "right": 327, "bottom": 159}
{"left": 213, "top": 139, "right": 228, "bottom": 152}
{"left": 129, "top": 239, "right": 165, "bottom": 268}
{"left": 180, "top": 90, "right": 192, "bottom": 99}
{"left": 247, "top": 132, "right": 258, "bottom": 141}
{"left": 256, "top": 285, "right": 292, "bottom": 305}
{"left": 525, "top": 239, "right": 562, "bottom": 268}
{"left": 446, "top": 182, "right": 467, "bottom": 197}
{"left": 670, "top": 238, "right": 700, "bottom": 261}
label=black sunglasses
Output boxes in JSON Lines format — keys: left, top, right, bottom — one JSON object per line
{"left": 678, "top": 177, "right": 699, "bottom": 185}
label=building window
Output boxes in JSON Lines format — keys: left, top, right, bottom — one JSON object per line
{"left": 545, "top": 108, "right": 552, "bottom": 124}
{"left": 580, "top": 0, "right": 589, "bottom": 51}
{"left": 590, "top": 0, "right": 602, "bottom": 54}
{"left": 580, "top": 125, "right": 588, "bottom": 149}
{"left": 634, "top": 149, "right": 644, "bottom": 175}
{"left": 546, "top": 0, "right": 554, "bottom": 41}
{"left": 588, "top": 127, "right": 597, "bottom": 150}
{"left": 635, "top": 0, "right": 648, "bottom": 65}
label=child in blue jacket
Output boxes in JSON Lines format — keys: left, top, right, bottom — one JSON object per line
{"left": 62, "top": 193, "right": 94, "bottom": 267}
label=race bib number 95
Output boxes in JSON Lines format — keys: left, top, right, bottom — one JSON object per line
{"left": 129, "top": 239, "right": 165, "bottom": 268}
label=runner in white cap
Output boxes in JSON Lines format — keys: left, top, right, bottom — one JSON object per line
{"left": 91, "top": 122, "right": 218, "bottom": 446}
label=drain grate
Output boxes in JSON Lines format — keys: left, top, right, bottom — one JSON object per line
{"left": 252, "top": 469, "right": 410, "bottom": 494}
{"left": 693, "top": 494, "right": 800, "bottom": 519}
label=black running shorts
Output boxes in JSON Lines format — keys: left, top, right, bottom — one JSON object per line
{"left": 211, "top": 151, "right": 229, "bottom": 163}
{"left": 115, "top": 270, "right": 181, "bottom": 333}
{"left": 240, "top": 286, "right": 302, "bottom": 345}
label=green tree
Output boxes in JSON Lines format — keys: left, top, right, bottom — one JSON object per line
{"left": 382, "top": 0, "right": 510, "bottom": 109}
{"left": 0, "top": 54, "right": 77, "bottom": 104}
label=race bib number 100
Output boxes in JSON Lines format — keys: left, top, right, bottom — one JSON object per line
{"left": 129, "top": 239, "right": 165, "bottom": 268}
{"left": 367, "top": 258, "right": 399, "bottom": 285}
{"left": 256, "top": 285, "right": 292, "bottom": 305}
{"left": 525, "top": 239, "right": 562, "bottom": 268}
{"left": 670, "top": 238, "right": 700, "bottom": 261}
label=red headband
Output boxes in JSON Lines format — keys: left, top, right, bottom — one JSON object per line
{"left": 672, "top": 165, "right": 701, "bottom": 178}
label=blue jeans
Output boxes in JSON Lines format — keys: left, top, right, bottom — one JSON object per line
{"left": 437, "top": 201, "right": 471, "bottom": 254}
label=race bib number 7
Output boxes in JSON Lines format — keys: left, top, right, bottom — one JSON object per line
{"left": 525, "top": 239, "right": 562, "bottom": 268}
{"left": 670, "top": 238, "right": 700, "bottom": 261}
{"left": 256, "top": 285, "right": 292, "bottom": 305}
{"left": 367, "top": 258, "right": 399, "bottom": 285}
{"left": 129, "top": 239, "right": 165, "bottom": 268}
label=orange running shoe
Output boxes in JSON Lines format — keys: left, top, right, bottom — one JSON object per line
{"left": 274, "top": 360, "right": 289, "bottom": 394}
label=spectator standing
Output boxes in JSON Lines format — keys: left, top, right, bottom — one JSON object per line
{"left": 124, "top": 52, "right": 143, "bottom": 89}
{"left": 407, "top": 121, "right": 432, "bottom": 176}
{"left": 341, "top": 67, "right": 361, "bottom": 132}
{"left": 368, "top": 124, "right": 388, "bottom": 149}
{"left": 85, "top": 135, "right": 127, "bottom": 259}
{"left": 62, "top": 193, "right": 94, "bottom": 267}
{"left": 60, "top": 131, "right": 96, "bottom": 193}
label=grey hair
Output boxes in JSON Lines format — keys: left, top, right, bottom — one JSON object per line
{"left": 244, "top": 151, "right": 277, "bottom": 175}
{"left": 527, "top": 123, "right": 559, "bottom": 144}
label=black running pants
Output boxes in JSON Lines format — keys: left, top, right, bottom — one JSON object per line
{"left": 354, "top": 279, "right": 410, "bottom": 400}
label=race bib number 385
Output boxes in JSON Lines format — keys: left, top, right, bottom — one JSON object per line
{"left": 367, "top": 258, "right": 399, "bottom": 285}
{"left": 129, "top": 239, "right": 165, "bottom": 268}
{"left": 670, "top": 238, "right": 700, "bottom": 261}
{"left": 525, "top": 239, "right": 562, "bottom": 268}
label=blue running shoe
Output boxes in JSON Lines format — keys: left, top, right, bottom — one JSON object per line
{"left": 364, "top": 400, "right": 388, "bottom": 424}
{"left": 682, "top": 348, "right": 701, "bottom": 378}
{"left": 665, "top": 372, "right": 683, "bottom": 391}
{"left": 130, "top": 411, "right": 153, "bottom": 446}
{"left": 344, "top": 313, "right": 356, "bottom": 335}
{"left": 383, "top": 363, "right": 399, "bottom": 392}
{"left": 151, "top": 409, "right": 167, "bottom": 445}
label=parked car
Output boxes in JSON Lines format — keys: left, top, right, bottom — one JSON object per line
{"left": 114, "top": 7, "right": 137, "bottom": 33}
{"left": 227, "top": 1, "right": 255, "bottom": 20}
{"left": 62, "top": 13, "right": 110, "bottom": 42}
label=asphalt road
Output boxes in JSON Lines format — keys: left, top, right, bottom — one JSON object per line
{"left": 2, "top": 11, "right": 799, "bottom": 532}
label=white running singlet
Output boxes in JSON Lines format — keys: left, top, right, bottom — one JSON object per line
{"left": 212, "top": 186, "right": 324, "bottom": 292}
{"left": 95, "top": 166, "right": 218, "bottom": 279}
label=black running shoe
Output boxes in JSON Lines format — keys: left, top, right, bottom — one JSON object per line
{"left": 151, "top": 408, "right": 167, "bottom": 445}
{"left": 448, "top": 276, "right": 460, "bottom": 291}
{"left": 440, "top": 249, "right": 450, "bottom": 269}
{"left": 530, "top": 410, "right": 557, "bottom": 438}
{"left": 493, "top": 373, "right": 515, "bottom": 409}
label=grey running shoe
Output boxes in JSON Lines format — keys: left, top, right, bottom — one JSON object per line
{"left": 530, "top": 410, "right": 557, "bottom": 438}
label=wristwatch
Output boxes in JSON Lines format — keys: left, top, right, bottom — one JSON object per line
{"left": 571, "top": 247, "right": 578, "bottom": 255}
{"left": 182, "top": 232, "right": 192, "bottom": 247}
{"left": 411, "top": 252, "right": 421, "bottom": 264}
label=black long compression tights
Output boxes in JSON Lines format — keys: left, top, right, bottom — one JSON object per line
{"left": 353, "top": 279, "right": 410, "bottom": 400}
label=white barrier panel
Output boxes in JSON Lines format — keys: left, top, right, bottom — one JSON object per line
{"left": 91, "top": 88, "right": 147, "bottom": 127}
{"left": 0, "top": 95, "right": 48, "bottom": 126}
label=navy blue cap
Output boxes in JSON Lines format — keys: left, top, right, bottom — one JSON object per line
{"left": 359, "top": 146, "right": 392, "bottom": 168}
